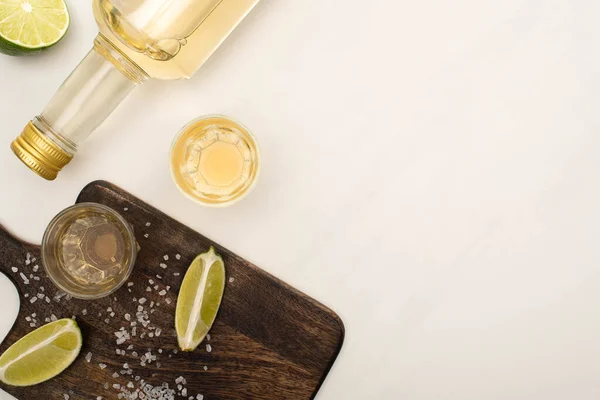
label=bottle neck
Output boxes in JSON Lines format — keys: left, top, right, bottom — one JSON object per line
{"left": 39, "top": 34, "right": 149, "bottom": 152}
{"left": 11, "top": 34, "right": 149, "bottom": 180}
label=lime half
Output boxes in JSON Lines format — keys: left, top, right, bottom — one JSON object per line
{"left": 0, "top": 318, "right": 82, "bottom": 386}
{"left": 0, "top": 0, "right": 70, "bottom": 56}
{"left": 176, "top": 247, "right": 226, "bottom": 351}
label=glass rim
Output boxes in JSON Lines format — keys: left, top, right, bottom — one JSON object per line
{"left": 41, "top": 202, "right": 137, "bottom": 300}
{"left": 169, "top": 114, "right": 261, "bottom": 208}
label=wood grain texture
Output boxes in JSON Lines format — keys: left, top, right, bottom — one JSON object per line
{"left": 0, "top": 180, "right": 344, "bottom": 400}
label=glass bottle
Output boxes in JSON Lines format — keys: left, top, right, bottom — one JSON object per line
{"left": 11, "top": 0, "right": 260, "bottom": 180}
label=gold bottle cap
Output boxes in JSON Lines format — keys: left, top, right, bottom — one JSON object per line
{"left": 11, "top": 121, "right": 73, "bottom": 181}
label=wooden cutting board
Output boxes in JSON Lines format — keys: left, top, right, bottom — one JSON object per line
{"left": 0, "top": 181, "right": 344, "bottom": 400}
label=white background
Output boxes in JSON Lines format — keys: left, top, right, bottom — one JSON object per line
{"left": 1, "top": 0, "right": 600, "bottom": 399}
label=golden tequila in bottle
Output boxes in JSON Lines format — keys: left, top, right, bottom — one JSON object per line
{"left": 11, "top": 0, "right": 260, "bottom": 180}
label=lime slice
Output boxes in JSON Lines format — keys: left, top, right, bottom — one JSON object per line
{"left": 0, "top": 318, "right": 82, "bottom": 386}
{"left": 176, "top": 247, "right": 226, "bottom": 351}
{"left": 0, "top": 0, "right": 70, "bottom": 56}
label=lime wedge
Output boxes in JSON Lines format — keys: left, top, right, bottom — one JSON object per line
{"left": 0, "top": 0, "right": 70, "bottom": 56}
{"left": 176, "top": 247, "right": 226, "bottom": 351}
{"left": 0, "top": 318, "right": 82, "bottom": 386}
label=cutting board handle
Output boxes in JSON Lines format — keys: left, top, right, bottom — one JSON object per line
{"left": 0, "top": 224, "right": 39, "bottom": 289}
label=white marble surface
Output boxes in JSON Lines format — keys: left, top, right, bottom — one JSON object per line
{"left": 2, "top": 0, "right": 600, "bottom": 399}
